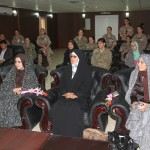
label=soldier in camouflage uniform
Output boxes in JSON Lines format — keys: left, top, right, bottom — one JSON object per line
{"left": 102, "top": 26, "right": 117, "bottom": 51}
{"left": 119, "top": 18, "right": 134, "bottom": 41}
{"left": 74, "top": 29, "right": 87, "bottom": 50}
{"left": 36, "top": 28, "right": 52, "bottom": 70}
{"left": 86, "top": 36, "right": 97, "bottom": 50}
{"left": 120, "top": 35, "right": 131, "bottom": 62}
{"left": 11, "top": 29, "right": 24, "bottom": 46}
{"left": 132, "top": 25, "right": 147, "bottom": 50}
{"left": 22, "top": 37, "right": 37, "bottom": 61}
{"left": 91, "top": 38, "right": 112, "bottom": 70}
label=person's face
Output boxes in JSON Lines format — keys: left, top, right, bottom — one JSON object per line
{"left": 15, "top": 57, "right": 24, "bottom": 70}
{"left": 25, "top": 38, "right": 30, "bottom": 44}
{"left": 40, "top": 29, "right": 45, "bottom": 35}
{"left": 138, "top": 57, "right": 147, "bottom": 71}
{"left": 0, "top": 34, "right": 5, "bottom": 40}
{"left": 98, "top": 41, "right": 105, "bottom": 49}
{"left": 70, "top": 54, "right": 79, "bottom": 64}
{"left": 131, "top": 43, "right": 137, "bottom": 51}
{"left": 124, "top": 19, "right": 129, "bottom": 25}
{"left": 137, "top": 27, "right": 143, "bottom": 34}
{"left": 68, "top": 42, "right": 74, "bottom": 50}
{"left": 89, "top": 37, "right": 94, "bottom": 44}
{"left": 107, "top": 28, "right": 112, "bottom": 34}
{"left": 126, "top": 37, "right": 131, "bottom": 43}
{"left": 78, "top": 30, "right": 83, "bottom": 36}
{"left": 0, "top": 43, "right": 7, "bottom": 50}
{"left": 15, "top": 30, "right": 19, "bottom": 35}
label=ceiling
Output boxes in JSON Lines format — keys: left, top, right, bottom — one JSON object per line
{"left": 0, "top": 0, "right": 150, "bottom": 13}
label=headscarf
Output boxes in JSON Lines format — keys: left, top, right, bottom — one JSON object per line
{"left": 15, "top": 54, "right": 27, "bottom": 87}
{"left": 131, "top": 41, "right": 140, "bottom": 60}
{"left": 70, "top": 51, "right": 79, "bottom": 78}
{"left": 125, "top": 54, "right": 150, "bottom": 105}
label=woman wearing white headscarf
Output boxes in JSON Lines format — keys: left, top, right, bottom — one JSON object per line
{"left": 125, "top": 54, "right": 150, "bottom": 150}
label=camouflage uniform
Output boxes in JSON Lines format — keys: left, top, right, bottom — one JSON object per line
{"left": 86, "top": 43, "right": 97, "bottom": 50}
{"left": 132, "top": 34, "right": 147, "bottom": 50}
{"left": 36, "top": 34, "right": 52, "bottom": 69}
{"left": 74, "top": 36, "right": 87, "bottom": 50}
{"left": 102, "top": 34, "right": 116, "bottom": 50}
{"left": 119, "top": 26, "right": 134, "bottom": 41}
{"left": 22, "top": 42, "right": 37, "bottom": 61}
{"left": 91, "top": 47, "right": 112, "bottom": 70}
{"left": 119, "top": 42, "right": 131, "bottom": 61}
{"left": 11, "top": 34, "right": 24, "bottom": 46}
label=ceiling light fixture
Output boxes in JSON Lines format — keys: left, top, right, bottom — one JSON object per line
{"left": 47, "top": 14, "right": 53, "bottom": 18}
{"left": 125, "top": 12, "right": 129, "bottom": 18}
{"left": 12, "top": 10, "right": 17, "bottom": 16}
{"left": 82, "top": 13, "right": 86, "bottom": 18}
{"left": 34, "top": 12, "right": 39, "bottom": 17}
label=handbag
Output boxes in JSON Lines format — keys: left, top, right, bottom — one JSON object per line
{"left": 83, "top": 128, "right": 108, "bottom": 142}
{"left": 108, "top": 131, "right": 138, "bottom": 150}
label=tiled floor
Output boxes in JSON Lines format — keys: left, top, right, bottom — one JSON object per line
{"left": 32, "top": 48, "right": 116, "bottom": 133}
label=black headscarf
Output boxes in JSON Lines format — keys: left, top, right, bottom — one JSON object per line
{"left": 60, "top": 49, "right": 92, "bottom": 110}
{"left": 63, "top": 40, "right": 79, "bottom": 66}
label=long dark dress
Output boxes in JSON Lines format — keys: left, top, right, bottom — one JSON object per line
{"left": 51, "top": 49, "right": 92, "bottom": 138}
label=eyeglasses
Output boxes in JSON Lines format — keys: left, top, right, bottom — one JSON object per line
{"left": 70, "top": 55, "right": 77, "bottom": 58}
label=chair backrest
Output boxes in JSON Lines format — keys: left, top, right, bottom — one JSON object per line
{"left": 112, "top": 67, "right": 135, "bottom": 92}
{"left": 50, "top": 66, "right": 112, "bottom": 102}
{"left": 81, "top": 50, "right": 93, "bottom": 65}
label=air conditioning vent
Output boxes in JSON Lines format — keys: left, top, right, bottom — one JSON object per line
{"left": 0, "top": 7, "right": 12, "bottom": 15}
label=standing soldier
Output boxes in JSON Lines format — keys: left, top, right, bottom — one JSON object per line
{"left": 11, "top": 29, "right": 24, "bottom": 46}
{"left": 102, "top": 26, "right": 117, "bottom": 51}
{"left": 74, "top": 29, "right": 87, "bottom": 50}
{"left": 119, "top": 18, "right": 134, "bottom": 41}
{"left": 22, "top": 37, "right": 37, "bottom": 61}
{"left": 36, "top": 28, "right": 52, "bottom": 70}
{"left": 91, "top": 38, "right": 112, "bottom": 70}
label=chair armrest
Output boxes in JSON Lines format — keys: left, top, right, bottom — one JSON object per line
{"left": 109, "top": 91, "right": 130, "bottom": 134}
{"left": 17, "top": 93, "right": 41, "bottom": 130}
{"left": 89, "top": 89, "right": 109, "bottom": 131}
{"left": 35, "top": 88, "right": 59, "bottom": 132}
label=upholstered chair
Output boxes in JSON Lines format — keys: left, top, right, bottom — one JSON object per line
{"left": 35, "top": 66, "right": 112, "bottom": 133}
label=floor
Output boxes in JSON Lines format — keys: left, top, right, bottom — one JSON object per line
{"left": 32, "top": 48, "right": 116, "bottom": 133}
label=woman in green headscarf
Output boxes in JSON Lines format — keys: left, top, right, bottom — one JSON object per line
{"left": 125, "top": 41, "right": 143, "bottom": 67}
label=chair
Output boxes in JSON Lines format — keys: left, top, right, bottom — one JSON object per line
{"left": 0, "top": 64, "right": 48, "bottom": 130}
{"left": 35, "top": 66, "right": 112, "bottom": 133}
{"left": 108, "top": 67, "right": 134, "bottom": 134}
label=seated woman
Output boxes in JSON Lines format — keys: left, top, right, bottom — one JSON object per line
{"left": 119, "top": 35, "right": 131, "bottom": 62}
{"left": 86, "top": 36, "right": 97, "bottom": 50}
{"left": 0, "top": 54, "right": 38, "bottom": 127}
{"left": 62, "top": 40, "right": 78, "bottom": 66}
{"left": 51, "top": 49, "right": 92, "bottom": 138}
{"left": 91, "top": 38, "right": 112, "bottom": 70}
{"left": 125, "top": 41, "right": 143, "bottom": 67}
{"left": 125, "top": 54, "right": 150, "bottom": 150}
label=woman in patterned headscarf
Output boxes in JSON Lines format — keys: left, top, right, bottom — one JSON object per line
{"left": 125, "top": 41, "right": 143, "bottom": 67}
{"left": 0, "top": 54, "right": 38, "bottom": 127}
{"left": 125, "top": 54, "right": 150, "bottom": 150}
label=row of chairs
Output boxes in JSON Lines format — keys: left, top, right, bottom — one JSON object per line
{"left": 34, "top": 65, "right": 134, "bottom": 135}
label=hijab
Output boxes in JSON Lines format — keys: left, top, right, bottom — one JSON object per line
{"left": 15, "top": 54, "right": 26, "bottom": 87}
{"left": 125, "top": 54, "right": 150, "bottom": 104}
{"left": 131, "top": 41, "right": 140, "bottom": 60}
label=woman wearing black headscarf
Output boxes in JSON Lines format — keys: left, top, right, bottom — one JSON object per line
{"left": 0, "top": 54, "right": 38, "bottom": 127}
{"left": 51, "top": 49, "right": 92, "bottom": 138}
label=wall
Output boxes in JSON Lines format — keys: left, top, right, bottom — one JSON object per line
{"left": 0, "top": 9, "right": 150, "bottom": 48}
